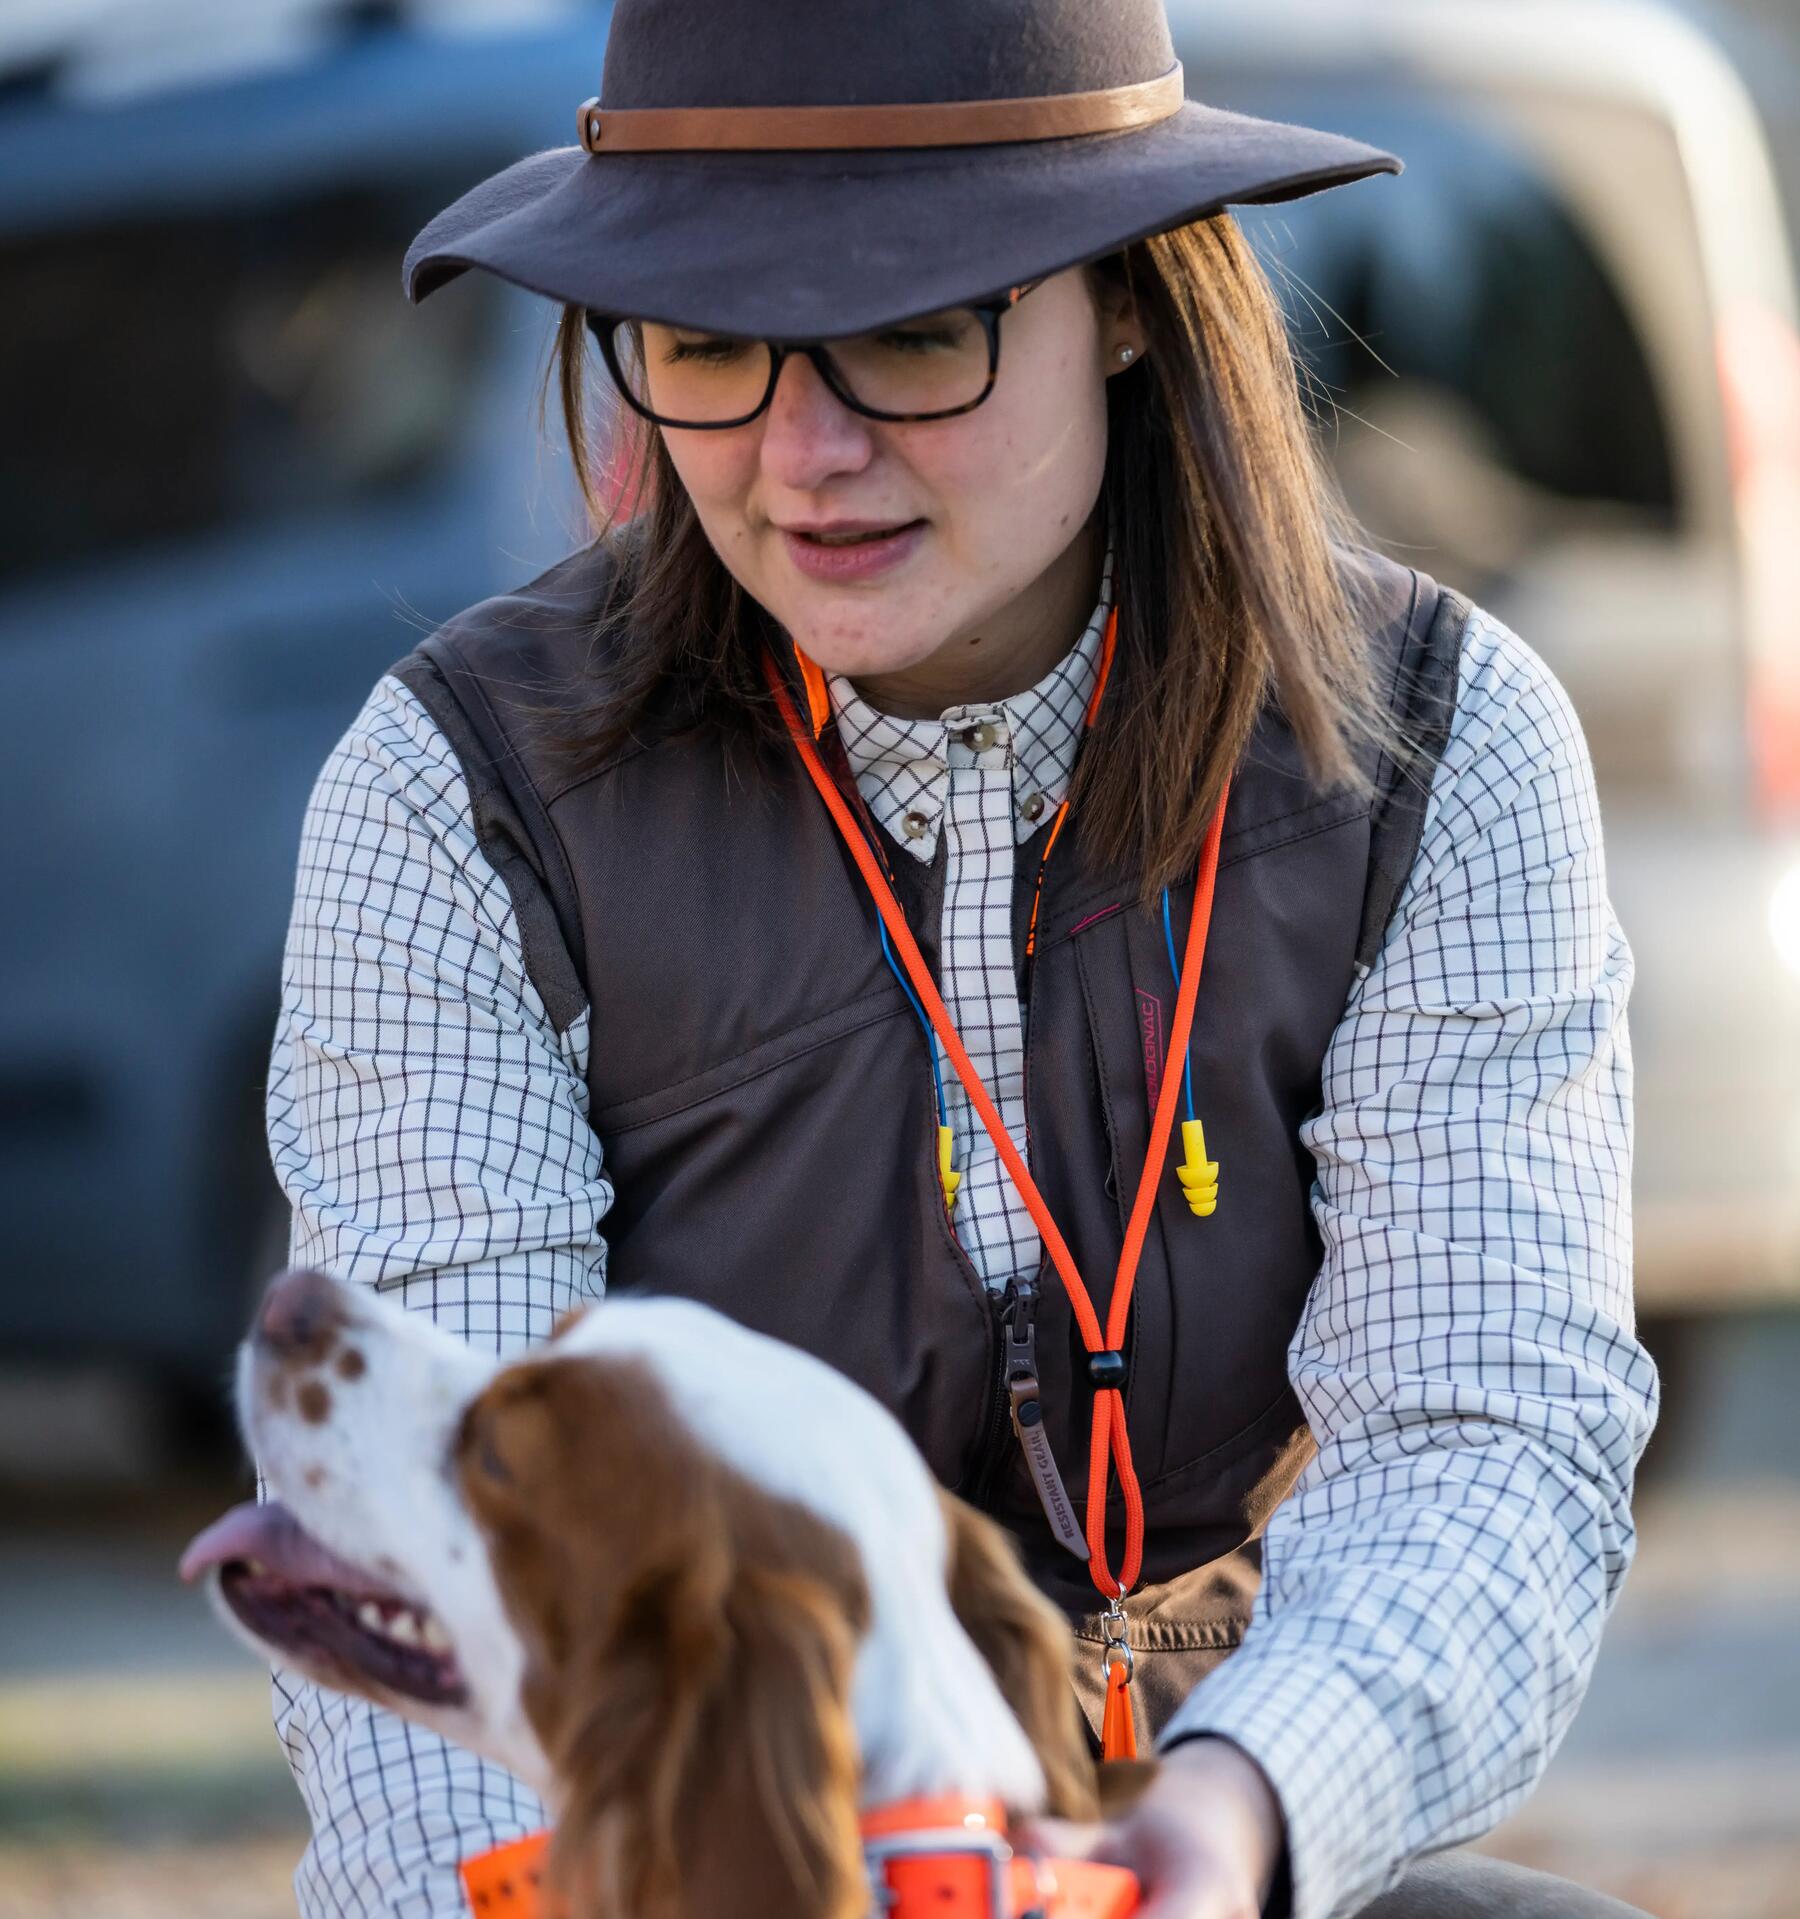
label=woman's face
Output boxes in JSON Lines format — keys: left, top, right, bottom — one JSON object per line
{"left": 652, "top": 266, "right": 1143, "bottom": 709}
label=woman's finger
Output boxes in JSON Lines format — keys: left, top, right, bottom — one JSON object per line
{"left": 1016, "top": 1812, "right": 1109, "bottom": 1863}
{"left": 1021, "top": 1769, "right": 1269, "bottom": 1919}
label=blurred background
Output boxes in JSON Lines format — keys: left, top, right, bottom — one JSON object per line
{"left": 3, "top": 0, "right": 1798, "bottom": 1913}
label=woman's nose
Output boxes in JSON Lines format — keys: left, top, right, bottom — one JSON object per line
{"left": 757, "top": 351, "right": 875, "bottom": 491}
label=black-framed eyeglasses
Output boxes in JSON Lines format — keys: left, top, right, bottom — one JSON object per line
{"left": 586, "top": 279, "right": 1045, "bottom": 431}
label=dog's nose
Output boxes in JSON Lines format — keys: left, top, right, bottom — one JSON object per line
{"left": 256, "top": 1266, "right": 346, "bottom": 1359}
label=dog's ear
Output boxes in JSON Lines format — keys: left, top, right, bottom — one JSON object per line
{"left": 937, "top": 1491, "right": 1098, "bottom": 1821}
{"left": 549, "top": 1508, "right": 867, "bottom": 1919}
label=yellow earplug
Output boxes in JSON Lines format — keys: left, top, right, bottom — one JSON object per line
{"left": 938, "top": 1124, "right": 961, "bottom": 1213}
{"left": 1176, "top": 1118, "right": 1218, "bottom": 1217}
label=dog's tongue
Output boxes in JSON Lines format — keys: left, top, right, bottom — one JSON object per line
{"left": 180, "top": 1500, "right": 376, "bottom": 1591}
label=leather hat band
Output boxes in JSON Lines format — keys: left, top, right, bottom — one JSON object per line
{"left": 578, "top": 62, "right": 1185, "bottom": 153}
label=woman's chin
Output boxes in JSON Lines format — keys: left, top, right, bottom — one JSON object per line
{"left": 779, "top": 602, "right": 954, "bottom": 684}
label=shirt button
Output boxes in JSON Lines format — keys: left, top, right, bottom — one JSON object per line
{"left": 902, "top": 810, "right": 931, "bottom": 840}
{"left": 960, "top": 721, "right": 998, "bottom": 752}
{"left": 1020, "top": 791, "right": 1047, "bottom": 822}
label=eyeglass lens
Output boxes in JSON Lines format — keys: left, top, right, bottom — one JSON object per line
{"left": 608, "top": 308, "right": 994, "bottom": 425}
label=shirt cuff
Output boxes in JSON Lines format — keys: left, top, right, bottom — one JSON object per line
{"left": 1157, "top": 1650, "right": 1411, "bottom": 1919}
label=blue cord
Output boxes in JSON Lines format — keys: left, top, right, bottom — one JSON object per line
{"left": 1160, "top": 888, "right": 1197, "bottom": 1124}
{"left": 879, "top": 914, "right": 949, "bottom": 1125}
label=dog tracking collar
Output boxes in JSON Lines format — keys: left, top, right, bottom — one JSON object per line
{"left": 862, "top": 1796, "right": 1140, "bottom": 1918}
{"left": 461, "top": 1796, "right": 1140, "bottom": 1917}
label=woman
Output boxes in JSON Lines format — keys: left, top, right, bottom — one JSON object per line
{"left": 264, "top": 1, "right": 1659, "bottom": 1914}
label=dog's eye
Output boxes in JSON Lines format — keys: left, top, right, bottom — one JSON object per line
{"left": 456, "top": 1405, "right": 514, "bottom": 1488}
{"left": 475, "top": 1433, "right": 512, "bottom": 1485}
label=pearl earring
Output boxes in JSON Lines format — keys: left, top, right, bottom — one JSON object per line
{"left": 1117, "top": 345, "right": 1136, "bottom": 365}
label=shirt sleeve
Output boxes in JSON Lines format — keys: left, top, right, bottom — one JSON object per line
{"left": 1159, "top": 603, "right": 1661, "bottom": 1919}
{"left": 263, "top": 672, "right": 613, "bottom": 1917}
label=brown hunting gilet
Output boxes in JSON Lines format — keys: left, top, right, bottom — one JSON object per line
{"left": 389, "top": 537, "right": 1464, "bottom": 1740}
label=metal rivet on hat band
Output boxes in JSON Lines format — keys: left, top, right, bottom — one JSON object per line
{"left": 577, "top": 63, "right": 1185, "bottom": 155}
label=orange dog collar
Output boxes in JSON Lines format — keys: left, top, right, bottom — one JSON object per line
{"left": 861, "top": 1796, "right": 1141, "bottom": 1919}
{"left": 460, "top": 1797, "right": 1139, "bottom": 1917}
{"left": 460, "top": 1831, "right": 551, "bottom": 1917}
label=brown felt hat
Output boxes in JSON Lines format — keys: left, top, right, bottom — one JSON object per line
{"left": 403, "top": 0, "right": 1400, "bottom": 339}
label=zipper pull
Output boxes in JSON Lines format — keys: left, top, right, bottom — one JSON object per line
{"left": 1003, "top": 1280, "right": 1089, "bottom": 1560}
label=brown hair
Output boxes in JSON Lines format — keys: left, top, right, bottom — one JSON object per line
{"left": 536, "top": 211, "right": 1415, "bottom": 900}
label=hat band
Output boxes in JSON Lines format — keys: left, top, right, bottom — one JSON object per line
{"left": 578, "top": 62, "right": 1185, "bottom": 153}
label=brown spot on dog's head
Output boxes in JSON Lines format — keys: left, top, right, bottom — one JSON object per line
{"left": 297, "top": 1381, "right": 332, "bottom": 1425}
{"left": 455, "top": 1353, "right": 870, "bottom": 1919}
{"left": 335, "top": 1348, "right": 366, "bottom": 1382}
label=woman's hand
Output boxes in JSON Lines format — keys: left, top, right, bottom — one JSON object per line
{"left": 1028, "top": 1736, "right": 1287, "bottom": 1918}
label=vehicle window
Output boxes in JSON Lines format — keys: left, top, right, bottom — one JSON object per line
{"left": 1, "top": 178, "right": 500, "bottom": 586}
{"left": 1238, "top": 96, "right": 1676, "bottom": 529}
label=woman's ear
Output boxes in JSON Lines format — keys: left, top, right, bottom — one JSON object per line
{"left": 1089, "top": 255, "right": 1147, "bottom": 378}
{"left": 937, "top": 1490, "right": 1099, "bottom": 1821}
{"left": 548, "top": 1525, "right": 867, "bottom": 1919}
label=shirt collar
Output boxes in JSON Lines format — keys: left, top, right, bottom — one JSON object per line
{"left": 827, "top": 548, "right": 1114, "bottom": 863}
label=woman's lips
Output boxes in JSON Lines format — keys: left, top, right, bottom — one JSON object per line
{"left": 780, "top": 519, "right": 927, "bottom": 583}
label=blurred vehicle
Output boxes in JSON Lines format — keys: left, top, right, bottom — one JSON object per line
{"left": 1172, "top": 0, "right": 1800, "bottom": 1316}
{"left": 3, "top": 0, "right": 1794, "bottom": 1413}
{"left": 0, "top": 0, "right": 596, "bottom": 1404}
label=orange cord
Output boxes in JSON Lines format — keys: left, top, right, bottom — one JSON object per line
{"left": 1025, "top": 609, "right": 1118, "bottom": 962}
{"left": 1101, "top": 1658, "right": 1139, "bottom": 1762}
{"left": 762, "top": 643, "right": 1228, "bottom": 1600}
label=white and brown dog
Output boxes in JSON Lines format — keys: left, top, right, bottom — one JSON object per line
{"left": 183, "top": 1268, "right": 1116, "bottom": 1917}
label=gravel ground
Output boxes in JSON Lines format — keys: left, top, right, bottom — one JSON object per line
{"left": 0, "top": 1840, "right": 302, "bottom": 1919}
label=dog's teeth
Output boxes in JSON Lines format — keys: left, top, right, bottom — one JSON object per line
{"left": 421, "top": 1615, "right": 452, "bottom": 1654}
{"left": 387, "top": 1609, "right": 422, "bottom": 1648}
{"left": 357, "top": 1601, "right": 386, "bottom": 1632}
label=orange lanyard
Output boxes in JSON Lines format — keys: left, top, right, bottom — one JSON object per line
{"left": 760, "top": 629, "right": 1230, "bottom": 1616}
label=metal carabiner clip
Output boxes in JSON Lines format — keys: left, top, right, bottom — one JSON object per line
{"left": 1099, "top": 1591, "right": 1134, "bottom": 1682}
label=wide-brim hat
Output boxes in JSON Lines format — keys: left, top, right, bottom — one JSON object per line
{"left": 403, "top": 0, "right": 1400, "bottom": 339}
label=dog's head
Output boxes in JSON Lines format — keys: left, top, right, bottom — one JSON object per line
{"left": 184, "top": 1269, "right": 1095, "bottom": 1918}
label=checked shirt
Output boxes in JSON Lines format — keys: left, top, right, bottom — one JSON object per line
{"left": 264, "top": 576, "right": 1658, "bottom": 1919}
